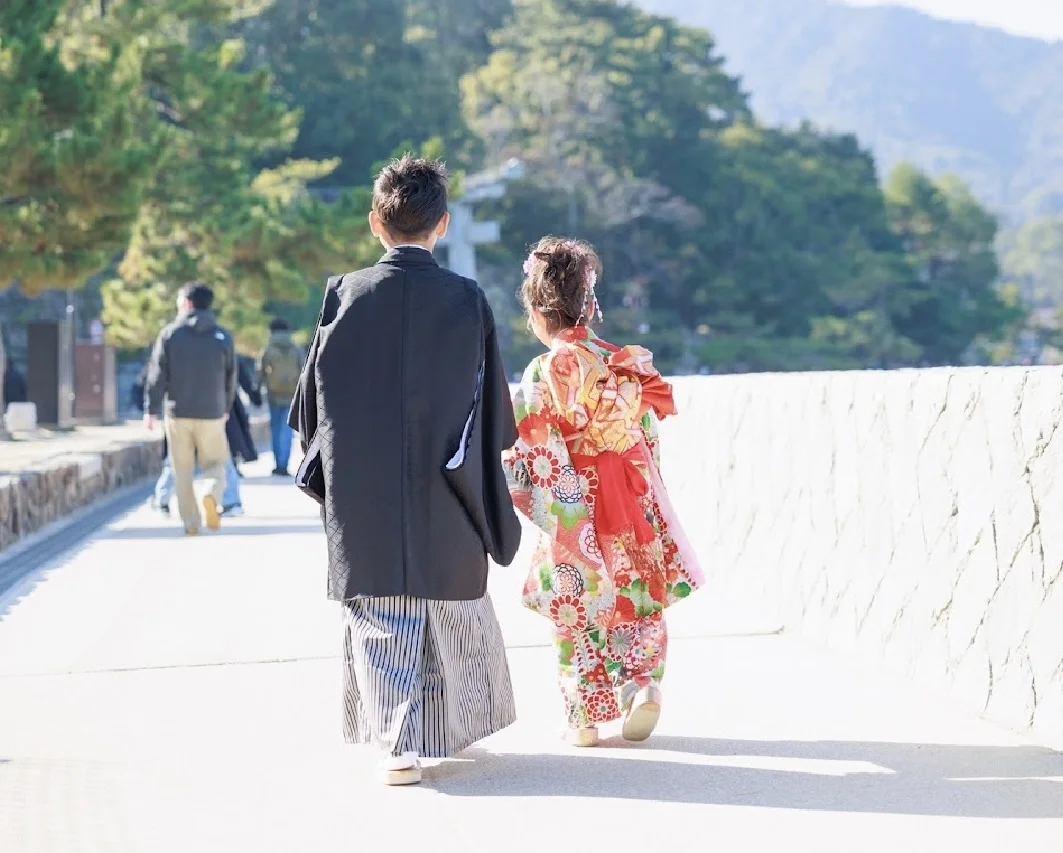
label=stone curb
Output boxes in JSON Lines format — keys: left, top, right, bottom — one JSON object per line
{"left": 0, "top": 415, "right": 270, "bottom": 554}
{"left": 0, "top": 439, "right": 164, "bottom": 552}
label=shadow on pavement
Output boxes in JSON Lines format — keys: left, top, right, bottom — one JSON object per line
{"left": 98, "top": 523, "right": 321, "bottom": 540}
{"left": 239, "top": 475, "right": 297, "bottom": 488}
{"left": 428, "top": 738, "right": 1063, "bottom": 818}
{"left": 209, "top": 515, "right": 321, "bottom": 523}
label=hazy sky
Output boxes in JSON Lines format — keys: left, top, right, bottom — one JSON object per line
{"left": 842, "top": 0, "right": 1063, "bottom": 41}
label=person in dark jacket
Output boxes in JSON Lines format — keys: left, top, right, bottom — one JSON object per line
{"left": 289, "top": 155, "right": 522, "bottom": 786}
{"left": 131, "top": 362, "right": 149, "bottom": 415}
{"left": 219, "top": 357, "right": 263, "bottom": 515}
{"left": 145, "top": 283, "right": 236, "bottom": 535}
{"left": 153, "top": 354, "right": 259, "bottom": 517}
{"left": 3, "top": 358, "right": 27, "bottom": 406}
{"left": 257, "top": 319, "right": 303, "bottom": 475}
{"left": 226, "top": 356, "right": 262, "bottom": 469}
{"left": 0, "top": 333, "right": 8, "bottom": 440}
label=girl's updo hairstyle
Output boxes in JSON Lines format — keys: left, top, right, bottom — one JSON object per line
{"left": 519, "top": 236, "right": 602, "bottom": 335}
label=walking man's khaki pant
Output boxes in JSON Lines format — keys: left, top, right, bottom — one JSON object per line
{"left": 165, "top": 416, "right": 228, "bottom": 533}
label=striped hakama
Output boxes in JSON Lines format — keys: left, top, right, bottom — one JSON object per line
{"left": 341, "top": 593, "right": 516, "bottom": 758}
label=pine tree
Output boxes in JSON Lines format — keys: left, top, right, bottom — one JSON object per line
{"left": 238, "top": 0, "right": 482, "bottom": 187}
{"left": 65, "top": 0, "right": 356, "bottom": 351}
{"left": 0, "top": 0, "right": 158, "bottom": 295}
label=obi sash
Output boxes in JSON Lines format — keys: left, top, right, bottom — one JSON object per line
{"left": 571, "top": 444, "right": 655, "bottom": 545}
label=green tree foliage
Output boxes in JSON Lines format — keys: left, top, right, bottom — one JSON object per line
{"left": 996, "top": 216, "right": 1063, "bottom": 360}
{"left": 999, "top": 217, "right": 1063, "bottom": 313}
{"left": 237, "top": 0, "right": 504, "bottom": 186}
{"left": 466, "top": 0, "right": 746, "bottom": 362}
{"left": 707, "top": 124, "right": 921, "bottom": 369}
{"left": 2, "top": 0, "right": 1023, "bottom": 373}
{"left": 884, "top": 164, "right": 1020, "bottom": 365}
{"left": 465, "top": 0, "right": 1006, "bottom": 371}
{"left": 54, "top": 0, "right": 359, "bottom": 352}
{"left": 0, "top": 0, "right": 157, "bottom": 295}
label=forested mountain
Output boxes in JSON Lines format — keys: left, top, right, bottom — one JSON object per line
{"left": 635, "top": 0, "right": 1063, "bottom": 222}
{"left": 0, "top": 0, "right": 1024, "bottom": 373}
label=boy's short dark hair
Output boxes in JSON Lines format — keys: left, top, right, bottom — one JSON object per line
{"left": 269, "top": 317, "right": 290, "bottom": 332}
{"left": 372, "top": 155, "right": 449, "bottom": 239}
{"left": 182, "top": 282, "right": 214, "bottom": 311}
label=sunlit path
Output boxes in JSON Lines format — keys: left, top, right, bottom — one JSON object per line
{"left": 0, "top": 460, "right": 1060, "bottom": 852}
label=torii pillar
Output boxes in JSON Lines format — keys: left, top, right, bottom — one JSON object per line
{"left": 440, "top": 205, "right": 500, "bottom": 282}
{"left": 437, "top": 158, "right": 524, "bottom": 282}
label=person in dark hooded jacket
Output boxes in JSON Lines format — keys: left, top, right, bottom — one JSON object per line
{"left": 152, "top": 353, "right": 260, "bottom": 517}
{"left": 144, "top": 283, "right": 235, "bottom": 534}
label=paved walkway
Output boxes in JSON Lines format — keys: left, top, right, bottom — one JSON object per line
{"left": 0, "top": 458, "right": 1061, "bottom": 852}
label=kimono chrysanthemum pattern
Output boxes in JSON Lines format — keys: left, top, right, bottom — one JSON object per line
{"left": 504, "top": 327, "right": 704, "bottom": 729}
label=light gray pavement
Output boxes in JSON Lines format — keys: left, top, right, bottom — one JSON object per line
{"left": 1, "top": 457, "right": 1061, "bottom": 853}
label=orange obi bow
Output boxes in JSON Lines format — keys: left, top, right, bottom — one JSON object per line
{"left": 606, "top": 350, "right": 678, "bottom": 421}
{"left": 571, "top": 445, "right": 655, "bottom": 545}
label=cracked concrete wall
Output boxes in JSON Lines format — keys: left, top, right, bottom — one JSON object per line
{"left": 658, "top": 367, "right": 1063, "bottom": 748}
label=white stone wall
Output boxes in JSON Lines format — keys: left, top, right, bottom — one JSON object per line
{"left": 658, "top": 368, "right": 1063, "bottom": 747}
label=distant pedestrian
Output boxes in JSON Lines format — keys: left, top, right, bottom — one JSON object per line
{"left": 132, "top": 361, "right": 170, "bottom": 489}
{"left": 504, "top": 236, "right": 704, "bottom": 747}
{"left": 131, "top": 363, "right": 149, "bottom": 414}
{"left": 144, "top": 283, "right": 236, "bottom": 535}
{"left": 219, "top": 356, "right": 264, "bottom": 515}
{"left": 257, "top": 318, "right": 303, "bottom": 475}
{"left": 153, "top": 354, "right": 258, "bottom": 518}
{"left": 3, "top": 358, "right": 27, "bottom": 405}
{"left": 0, "top": 333, "right": 7, "bottom": 440}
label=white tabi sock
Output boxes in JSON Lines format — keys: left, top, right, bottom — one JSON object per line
{"left": 379, "top": 751, "right": 419, "bottom": 771}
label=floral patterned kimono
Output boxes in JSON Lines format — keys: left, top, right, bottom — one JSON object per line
{"left": 503, "top": 326, "right": 704, "bottom": 729}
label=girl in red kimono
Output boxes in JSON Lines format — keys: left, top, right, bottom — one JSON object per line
{"left": 503, "top": 236, "right": 704, "bottom": 747}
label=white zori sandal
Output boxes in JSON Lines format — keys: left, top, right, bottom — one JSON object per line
{"left": 563, "top": 727, "right": 600, "bottom": 748}
{"left": 379, "top": 751, "right": 422, "bottom": 786}
{"left": 621, "top": 685, "right": 662, "bottom": 742}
